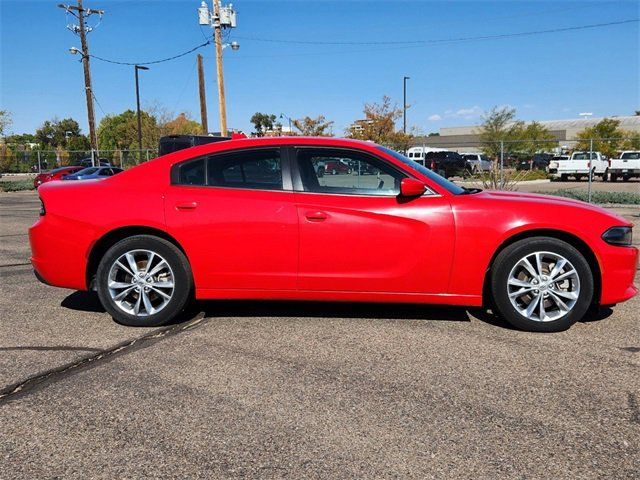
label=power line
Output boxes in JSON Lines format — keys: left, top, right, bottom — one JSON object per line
{"left": 89, "top": 40, "right": 211, "bottom": 66}
{"left": 234, "top": 18, "right": 638, "bottom": 46}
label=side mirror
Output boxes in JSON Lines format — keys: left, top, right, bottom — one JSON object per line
{"left": 400, "top": 178, "right": 427, "bottom": 197}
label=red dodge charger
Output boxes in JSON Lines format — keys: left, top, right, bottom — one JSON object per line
{"left": 29, "top": 137, "right": 637, "bottom": 332}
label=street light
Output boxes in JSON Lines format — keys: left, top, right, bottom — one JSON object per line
{"left": 280, "top": 113, "right": 292, "bottom": 134}
{"left": 134, "top": 65, "right": 149, "bottom": 152}
{"left": 403, "top": 76, "right": 410, "bottom": 134}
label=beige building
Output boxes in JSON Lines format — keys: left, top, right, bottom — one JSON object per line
{"left": 413, "top": 115, "right": 640, "bottom": 153}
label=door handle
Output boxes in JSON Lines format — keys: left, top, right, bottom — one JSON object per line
{"left": 175, "top": 201, "right": 198, "bottom": 210}
{"left": 305, "top": 211, "right": 328, "bottom": 222}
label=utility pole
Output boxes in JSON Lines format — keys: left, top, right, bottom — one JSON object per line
{"left": 197, "top": 54, "right": 209, "bottom": 134}
{"left": 59, "top": 1, "right": 103, "bottom": 165}
{"left": 403, "top": 76, "right": 410, "bottom": 134}
{"left": 198, "top": 1, "right": 238, "bottom": 137}
{"left": 134, "top": 65, "right": 149, "bottom": 152}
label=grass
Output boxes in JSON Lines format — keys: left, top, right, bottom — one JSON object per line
{"left": 0, "top": 180, "right": 35, "bottom": 192}
{"left": 536, "top": 189, "right": 640, "bottom": 205}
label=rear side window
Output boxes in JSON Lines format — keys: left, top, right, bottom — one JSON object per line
{"left": 178, "top": 159, "right": 206, "bottom": 186}
{"left": 208, "top": 149, "right": 282, "bottom": 190}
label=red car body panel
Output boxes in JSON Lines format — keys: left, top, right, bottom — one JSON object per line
{"left": 29, "top": 137, "right": 638, "bottom": 309}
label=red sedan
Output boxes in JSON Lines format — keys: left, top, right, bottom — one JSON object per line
{"left": 33, "top": 166, "right": 84, "bottom": 188}
{"left": 29, "top": 137, "right": 637, "bottom": 332}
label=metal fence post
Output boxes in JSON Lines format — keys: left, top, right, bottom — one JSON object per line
{"left": 500, "top": 141, "right": 504, "bottom": 189}
{"left": 588, "top": 138, "right": 593, "bottom": 203}
{"left": 37, "top": 151, "right": 41, "bottom": 173}
{"left": 146, "top": 149, "right": 150, "bottom": 162}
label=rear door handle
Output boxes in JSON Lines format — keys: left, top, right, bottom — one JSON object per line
{"left": 305, "top": 211, "right": 328, "bottom": 222}
{"left": 176, "top": 201, "right": 198, "bottom": 210}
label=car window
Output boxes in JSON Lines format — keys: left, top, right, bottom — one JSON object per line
{"left": 621, "top": 152, "right": 640, "bottom": 159}
{"left": 207, "top": 149, "right": 282, "bottom": 190}
{"left": 178, "top": 159, "right": 206, "bottom": 186}
{"left": 296, "top": 148, "right": 403, "bottom": 196}
{"left": 78, "top": 167, "right": 98, "bottom": 175}
{"left": 98, "top": 168, "right": 111, "bottom": 176}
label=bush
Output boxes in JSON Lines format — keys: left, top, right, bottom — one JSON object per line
{"left": 537, "top": 189, "right": 640, "bottom": 205}
{"left": 0, "top": 180, "right": 35, "bottom": 192}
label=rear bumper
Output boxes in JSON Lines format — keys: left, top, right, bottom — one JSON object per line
{"left": 599, "top": 245, "right": 638, "bottom": 305}
{"left": 610, "top": 168, "right": 640, "bottom": 175}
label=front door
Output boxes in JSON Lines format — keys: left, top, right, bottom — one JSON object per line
{"left": 292, "top": 147, "right": 455, "bottom": 294}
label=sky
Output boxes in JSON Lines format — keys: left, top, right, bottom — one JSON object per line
{"left": 1, "top": 0, "right": 639, "bottom": 137}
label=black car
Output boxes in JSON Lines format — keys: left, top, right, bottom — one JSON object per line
{"left": 516, "top": 153, "right": 553, "bottom": 171}
{"left": 424, "top": 151, "right": 467, "bottom": 178}
{"left": 158, "top": 135, "right": 231, "bottom": 157}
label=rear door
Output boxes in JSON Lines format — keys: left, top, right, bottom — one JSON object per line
{"left": 290, "top": 146, "right": 455, "bottom": 294}
{"left": 164, "top": 147, "right": 298, "bottom": 291}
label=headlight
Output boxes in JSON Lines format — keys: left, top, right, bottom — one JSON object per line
{"left": 39, "top": 198, "right": 45, "bottom": 216}
{"left": 602, "top": 226, "right": 632, "bottom": 246}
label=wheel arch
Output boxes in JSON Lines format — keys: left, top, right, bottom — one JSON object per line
{"left": 86, "top": 226, "right": 188, "bottom": 290}
{"left": 482, "top": 228, "right": 602, "bottom": 309}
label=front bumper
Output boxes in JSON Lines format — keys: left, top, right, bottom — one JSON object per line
{"left": 599, "top": 244, "right": 639, "bottom": 305}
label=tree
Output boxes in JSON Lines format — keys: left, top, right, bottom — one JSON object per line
{"left": 161, "top": 113, "right": 202, "bottom": 136}
{"left": 250, "top": 113, "right": 277, "bottom": 137}
{"left": 292, "top": 115, "right": 334, "bottom": 136}
{"left": 575, "top": 118, "right": 626, "bottom": 158}
{"left": 0, "top": 110, "right": 12, "bottom": 138}
{"left": 634, "top": 110, "right": 640, "bottom": 116}
{"left": 35, "top": 118, "right": 89, "bottom": 150}
{"left": 345, "top": 96, "right": 413, "bottom": 151}
{"left": 97, "top": 110, "right": 158, "bottom": 151}
{"left": 512, "top": 121, "right": 557, "bottom": 156}
{"left": 477, "top": 106, "right": 523, "bottom": 159}
{"left": 621, "top": 132, "right": 640, "bottom": 150}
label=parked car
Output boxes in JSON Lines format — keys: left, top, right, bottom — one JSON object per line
{"left": 547, "top": 155, "right": 569, "bottom": 177}
{"left": 62, "top": 166, "right": 123, "bottom": 180}
{"left": 550, "top": 151, "right": 608, "bottom": 181}
{"left": 30, "top": 137, "right": 637, "bottom": 333}
{"left": 33, "top": 166, "right": 85, "bottom": 188}
{"left": 516, "top": 153, "right": 553, "bottom": 171}
{"left": 424, "top": 150, "right": 467, "bottom": 178}
{"left": 321, "top": 159, "right": 352, "bottom": 175}
{"left": 158, "top": 133, "right": 247, "bottom": 157}
{"left": 75, "top": 158, "right": 112, "bottom": 168}
{"left": 461, "top": 153, "right": 492, "bottom": 173}
{"left": 608, "top": 151, "right": 640, "bottom": 182}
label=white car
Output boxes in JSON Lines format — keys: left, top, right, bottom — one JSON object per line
{"left": 461, "top": 153, "right": 492, "bottom": 173}
{"left": 608, "top": 151, "right": 640, "bottom": 182}
{"left": 550, "top": 151, "right": 608, "bottom": 181}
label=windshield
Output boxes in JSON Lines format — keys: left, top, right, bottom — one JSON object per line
{"left": 572, "top": 152, "right": 597, "bottom": 160}
{"left": 376, "top": 146, "right": 465, "bottom": 195}
{"left": 621, "top": 152, "right": 640, "bottom": 159}
{"left": 76, "top": 167, "right": 98, "bottom": 175}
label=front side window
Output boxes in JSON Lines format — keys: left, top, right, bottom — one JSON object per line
{"left": 297, "top": 148, "right": 403, "bottom": 196}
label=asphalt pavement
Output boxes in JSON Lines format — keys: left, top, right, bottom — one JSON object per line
{"left": 0, "top": 190, "right": 638, "bottom": 479}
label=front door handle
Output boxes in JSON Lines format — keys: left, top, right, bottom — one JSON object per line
{"left": 176, "top": 201, "right": 198, "bottom": 210}
{"left": 305, "top": 211, "right": 328, "bottom": 222}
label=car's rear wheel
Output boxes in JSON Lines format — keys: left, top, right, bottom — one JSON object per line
{"left": 490, "top": 237, "right": 593, "bottom": 332}
{"left": 96, "top": 235, "right": 193, "bottom": 327}
{"left": 610, "top": 173, "right": 618, "bottom": 182}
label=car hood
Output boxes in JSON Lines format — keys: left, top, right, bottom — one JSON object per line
{"left": 474, "top": 189, "right": 631, "bottom": 225}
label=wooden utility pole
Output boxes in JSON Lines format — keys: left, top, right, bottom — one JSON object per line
{"left": 59, "top": 1, "right": 102, "bottom": 163}
{"left": 197, "top": 54, "right": 209, "bottom": 134}
{"left": 213, "top": 0, "right": 228, "bottom": 136}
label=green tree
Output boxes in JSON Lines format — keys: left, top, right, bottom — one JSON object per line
{"left": 0, "top": 110, "right": 12, "bottom": 138}
{"left": 477, "top": 106, "right": 523, "bottom": 159}
{"left": 250, "top": 113, "right": 277, "bottom": 137}
{"left": 161, "top": 113, "right": 202, "bottom": 136}
{"left": 292, "top": 115, "right": 334, "bottom": 136}
{"left": 512, "top": 121, "right": 557, "bottom": 156}
{"left": 35, "top": 118, "right": 89, "bottom": 149}
{"left": 575, "top": 118, "right": 626, "bottom": 158}
{"left": 345, "top": 96, "right": 413, "bottom": 151}
{"left": 97, "top": 110, "right": 158, "bottom": 150}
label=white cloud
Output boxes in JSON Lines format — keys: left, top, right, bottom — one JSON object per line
{"left": 440, "top": 106, "right": 483, "bottom": 120}
{"left": 428, "top": 114, "right": 442, "bottom": 121}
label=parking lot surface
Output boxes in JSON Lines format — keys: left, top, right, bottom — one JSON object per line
{"left": 1, "top": 190, "right": 638, "bottom": 478}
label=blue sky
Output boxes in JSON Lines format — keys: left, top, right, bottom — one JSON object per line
{"left": 1, "top": 0, "right": 638, "bottom": 137}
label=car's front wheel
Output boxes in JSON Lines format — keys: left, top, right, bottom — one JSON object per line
{"left": 96, "top": 235, "right": 193, "bottom": 327}
{"left": 490, "top": 237, "right": 594, "bottom": 332}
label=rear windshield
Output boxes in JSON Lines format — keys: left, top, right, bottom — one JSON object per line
{"left": 572, "top": 153, "right": 597, "bottom": 160}
{"left": 377, "top": 146, "right": 465, "bottom": 195}
{"left": 621, "top": 152, "right": 640, "bottom": 159}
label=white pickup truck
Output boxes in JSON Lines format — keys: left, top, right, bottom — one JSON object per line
{"left": 608, "top": 151, "right": 640, "bottom": 182}
{"left": 549, "top": 151, "right": 608, "bottom": 181}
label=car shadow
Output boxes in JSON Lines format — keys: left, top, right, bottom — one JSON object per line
{"left": 61, "top": 290, "right": 105, "bottom": 313}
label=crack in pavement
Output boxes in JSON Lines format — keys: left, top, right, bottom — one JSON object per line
{"left": 0, "top": 312, "right": 207, "bottom": 406}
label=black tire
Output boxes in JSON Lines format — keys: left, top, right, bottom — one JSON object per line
{"left": 317, "top": 167, "right": 324, "bottom": 178}
{"left": 623, "top": 175, "right": 630, "bottom": 182}
{"left": 490, "top": 237, "right": 594, "bottom": 332}
{"left": 96, "top": 235, "right": 193, "bottom": 327}
{"left": 560, "top": 174, "right": 568, "bottom": 181}
{"left": 601, "top": 169, "right": 608, "bottom": 182}
{"left": 610, "top": 173, "right": 618, "bottom": 182}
